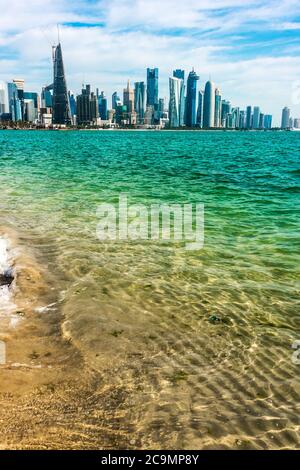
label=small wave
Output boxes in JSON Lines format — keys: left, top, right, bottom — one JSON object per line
{"left": 0, "top": 235, "right": 17, "bottom": 323}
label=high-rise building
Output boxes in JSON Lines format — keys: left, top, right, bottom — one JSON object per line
{"left": 252, "top": 106, "right": 260, "bottom": 129}
{"left": 98, "top": 91, "right": 108, "bottom": 120}
{"left": 185, "top": 69, "right": 199, "bottom": 127}
{"left": 264, "top": 114, "right": 272, "bottom": 129}
{"left": 239, "top": 110, "right": 246, "bottom": 129}
{"left": 24, "top": 99, "right": 36, "bottom": 122}
{"left": 52, "top": 43, "right": 71, "bottom": 125}
{"left": 68, "top": 92, "right": 76, "bottom": 117}
{"left": 147, "top": 68, "right": 159, "bottom": 108}
{"left": 12, "top": 79, "right": 25, "bottom": 120}
{"left": 169, "top": 76, "right": 183, "bottom": 128}
{"left": 259, "top": 113, "right": 264, "bottom": 129}
{"left": 232, "top": 107, "right": 240, "bottom": 129}
{"left": 281, "top": 107, "right": 291, "bottom": 129}
{"left": 221, "top": 100, "right": 231, "bottom": 128}
{"left": 7, "top": 82, "right": 22, "bottom": 121}
{"left": 41, "top": 87, "right": 53, "bottom": 108}
{"left": 76, "top": 84, "right": 98, "bottom": 126}
{"left": 197, "top": 90, "right": 204, "bottom": 127}
{"left": 294, "top": 118, "right": 300, "bottom": 129}
{"left": 203, "top": 80, "right": 215, "bottom": 128}
{"left": 0, "top": 83, "right": 7, "bottom": 115}
{"left": 173, "top": 70, "right": 185, "bottom": 125}
{"left": 123, "top": 80, "right": 134, "bottom": 114}
{"left": 246, "top": 106, "right": 252, "bottom": 129}
{"left": 134, "top": 81, "right": 146, "bottom": 124}
{"left": 112, "top": 92, "right": 121, "bottom": 110}
{"left": 214, "top": 88, "right": 222, "bottom": 128}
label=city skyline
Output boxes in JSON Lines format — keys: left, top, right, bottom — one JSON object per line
{"left": 0, "top": 0, "right": 300, "bottom": 126}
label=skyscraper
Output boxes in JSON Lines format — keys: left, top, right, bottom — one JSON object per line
{"left": 214, "top": 88, "right": 222, "bottom": 128}
{"left": 76, "top": 85, "right": 98, "bottom": 126}
{"left": 203, "top": 80, "right": 215, "bottom": 128}
{"left": 123, "top": 80, "right": 134, "bottom": 113}
{"left": 169, "top": 76, "right": 182, "bottom": 128}
{"left": 134, "top": 82, "right": 146, "bottom": 124}
{"left": 13, "top": 79, "right": 25, "bottom": 120}
{"left": 52, "top": 43, "right": 71, "bottom": 125}
{"left": 112, "top": 92, "right": 121, "bottom": 110}
{"left": 7, "top": 82, "right": 22, "bottom": 121}
{"left": 281, "top": 107, "right": 291, "bottom": 129}
{"left": 264, "top": 114, "right": 272, "bottom": 129}
{"left": 98, "top": 91, "right": 108, "bottom": 120}
{"left": 221, "top": 100, "right": 231, "bottom": 128}
{"left": 197, "top": 90, "right": 204, "bottom": 127}
{"left": 185, "top": 69, "right": 199, "bottom": 127}
{"left": 246, "top": 106, "right": 252, "bottom": 129}
{"left": 173, "top": 70, "right": 185, "bottom": 126}
{"left": 147, "top": 68, "right": 159, "bottom": 108}
{"left": 252, "top": 106, "right": 260, "bottom": 129}
{"left": 0, "top": 83, "right": 7, "bottom": 115}
{"left": 259, "top": 113, "right": 264, "bottom": 129}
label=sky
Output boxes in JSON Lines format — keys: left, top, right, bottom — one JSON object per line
{"left": 0, "top": 0, "right": 300, "bottom": 125}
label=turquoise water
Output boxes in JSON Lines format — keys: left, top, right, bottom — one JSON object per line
{"left": 0, "top": 130, "right": 300, "bottom": 448}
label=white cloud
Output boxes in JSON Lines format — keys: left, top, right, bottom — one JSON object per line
{"left": 0, "top": 0, "right": 300, "bottom": 124}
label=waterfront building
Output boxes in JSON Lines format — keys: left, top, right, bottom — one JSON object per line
{"left": 24, "top": 99, "right": 36, "bottom": 122}
{"left": 12, "top": 78, "right": 25, "bottom": 120}
{"left": 123, "top": 80, "right": 134, "bottom": 116}
{"left": 134, "top": 81, "right": 146, "bottom": 124}
{"left": 246, "top": 106, "right": 252, "bottom": 129}
{"left": 239, "top": 110, "right": 246, "bottom": 129}
{"left": 264, "top": 114, "right": 272, "bottom": 129}
{"left": 112, "top": 92, "right": 121, "bottom": 110}
{"left": 214, "top": 88, "right": 222, "bottom": 128}
{"left": 52, "top": 43, "right": 72, "bottom": 125}
{"left": 169, "top": 76, "right": 183, "bottom": 128}
{"left": 259, "top": 113, "right": 264, "bottom": 129}
{"left": 221, "top": 100, "right": 231, "bottom": 128}
{"left": 68, "top": 92, "right": 76, "bottom": 118}
{"left": 144, "top": 105, "right": 154, "bottom": 126}
{"left": 41, "top": 87, "right": 53, "bottom": 108}
{"left": 294, "top": 118, "right": 300, "bottom": 129}
{"left": 281, "top": 107, "right": 291, "bottom": 129}
{"left": 98, "top": 91, "right": 108, "bottom": 120}
{"left": 196, "top": 90, "right": 204, "bottom": 127}
{"left": 147, "top": 68, "right": 159, "bottom": 108}
{"left": 232, "top": 107, "right": 240, "bottom": 128}
{"left": 7, "top": 82, "right": 22, "bottom": 121}
{"left": 252, "top": 106, "right": 260, "bottom": 129}
{"left": 76, "top": 84, "right": 98, "bottom": 126}
{"left": 173, "top": 70, "right": 185, "bottom": 125}
{"left": 0, "top": 83, "right": 7, "bottom": 115}
{"left": 185, "top": 69, "right": 199, "bottom": 127}
{"left": 203, "top": 80, "right": 215, "bottom": 128}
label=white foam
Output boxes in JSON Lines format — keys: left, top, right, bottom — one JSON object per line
{"left": 0, "top": 236, "right": 17, "bottom": 322}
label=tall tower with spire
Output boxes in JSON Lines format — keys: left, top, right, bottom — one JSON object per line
{"left": 52, "top": 43, "right": 71, "bottom": 125}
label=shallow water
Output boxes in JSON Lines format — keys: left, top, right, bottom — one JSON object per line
{"left": 0, "top": 130, "right": 300, "bottom": 449}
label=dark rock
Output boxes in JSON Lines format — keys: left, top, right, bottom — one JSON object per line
{"left": 0, "top": 269, "right": 14, "bottom": 287}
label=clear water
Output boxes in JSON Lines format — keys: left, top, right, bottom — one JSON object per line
{"left": 0, "top": 130, "right": 300, "bottom": 449}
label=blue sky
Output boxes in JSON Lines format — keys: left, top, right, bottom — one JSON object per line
{"left": 1, "top": 0, "right": 300, "bottom": 124}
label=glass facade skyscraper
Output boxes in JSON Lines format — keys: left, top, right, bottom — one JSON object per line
{"left": 52, "top": 43, "right": 71, "bottom": 125}
{"left": 134, "top": 81, "right": 146, "bottom": 124}
{"left": 203, "top": 80, "right": 215, "bottom": 128}
{"left": 252, "top": 106, "right": 260, "bottom": 129}
{"left": 147, "top": 68, "right": 159, "bottom": 108}
{"left": 7, "top": 82, "right": 22, "bottom": 121}
{"left": 169, "top": 76, "right": 182, "bottom": 128}
{"left": 246, "top": 106, "right": 252, "bottom": 129}
{"left": 281, "top": 107, "right": 290, "bottom": 129}
{"left": 172, "top": 70, "right": 185, "bottom": 126}
{"left": 214, "top": 88, "right": 222, "bottom": 128}
{"left": 185, "top": 69, "right": 199, "bottom": 127}
{"left": 197, "top": 90, "right": 204, "bottom": 128}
